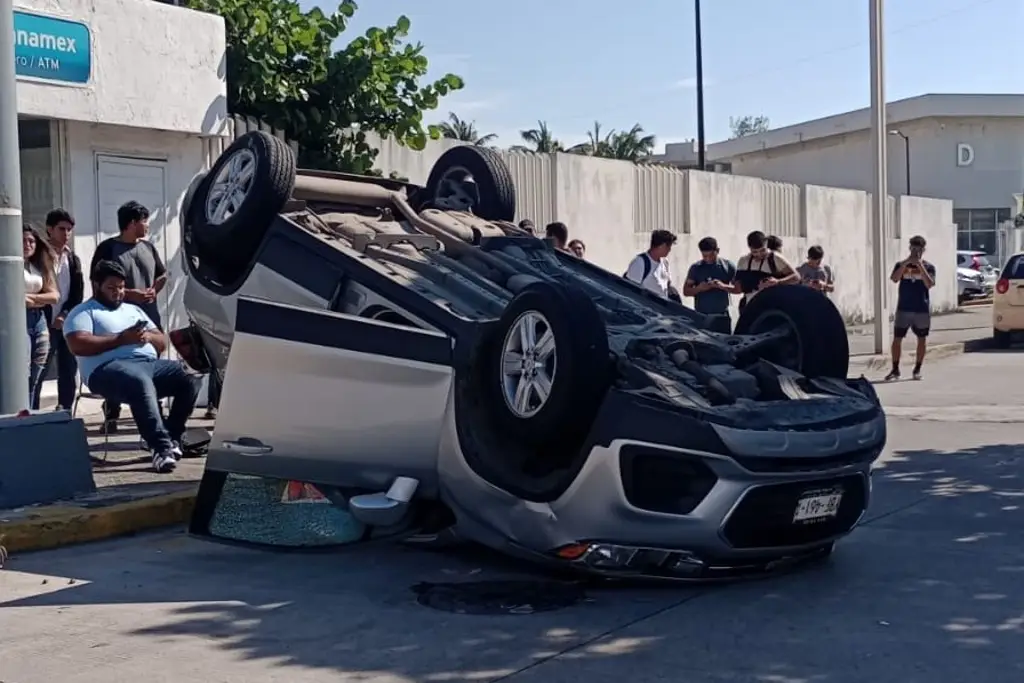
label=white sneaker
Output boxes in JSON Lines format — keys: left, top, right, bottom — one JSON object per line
{"left": 152, "top": 452, "right": 177, "bottom": 473}
{"left": 170, "top": 442, "right": 183, "bottom": 461}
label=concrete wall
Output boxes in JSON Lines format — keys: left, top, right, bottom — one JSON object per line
{"left": 15, "top": 0, "right": 227, "bottom": 134}
{"left": 369, "top": 136, "right": 957, "bottom": 323}
{"left": 63, "top": 122, "right": 208, "bottom": 333}
{"left": 709, "top": 117, "right": 1024, "bottom": 211}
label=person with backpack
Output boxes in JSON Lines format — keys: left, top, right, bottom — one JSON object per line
{"left": 624, "top": 230, "right": 681, "bottom": 302}
{"left": 734, "top": 230, "right": 799, "bottom": 312}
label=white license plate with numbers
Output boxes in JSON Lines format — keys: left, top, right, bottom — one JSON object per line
{"left": 792, "top": 490, "right": 843, "bottom": 523}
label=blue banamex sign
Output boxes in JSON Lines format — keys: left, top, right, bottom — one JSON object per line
{"left": 13, "top": 11, "right": 91, "bottom": 85}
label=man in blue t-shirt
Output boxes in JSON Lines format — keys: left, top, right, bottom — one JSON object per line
{"left": 683, "top": 236, "right": 737, "bottom": 333}
{"left": 64, "top": 260, "right": 199, "bottom": 473}
{"left": 885, "top": 235, "right": 936, "bottom": 381}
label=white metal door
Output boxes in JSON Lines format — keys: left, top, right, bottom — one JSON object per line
{"left": 95, "top": 154, "right": 169, "bottom": 319}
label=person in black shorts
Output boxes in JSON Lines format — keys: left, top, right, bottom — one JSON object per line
{"left": 885, "top": 235, "right": 936, "bottom": 381}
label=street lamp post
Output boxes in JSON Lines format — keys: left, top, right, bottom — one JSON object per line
{"left": 694, "top": 0, "right": 706, "bottom": 170}
{"left": 890, "top": 129, "right": 910, "bottom": 195}
{"left": 869, "top": 0, "right": 889, "bottom": 354}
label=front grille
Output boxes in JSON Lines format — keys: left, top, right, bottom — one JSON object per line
{"left": 722, "top": 474, "right": 867, "bottom": 549}
{"left": 620, "top": 447, "right": 718, "bottom": 515}
{"left": 731, "top": 447, "right": 878, "bottom": 473}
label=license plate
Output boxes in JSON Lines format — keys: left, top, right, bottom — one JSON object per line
{"left": 792, "top": 489, "right": 843, "bottom": 523}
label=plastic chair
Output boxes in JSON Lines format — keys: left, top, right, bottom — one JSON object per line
{"left": 72, "top": 381, "right": 110, "bottom": 462}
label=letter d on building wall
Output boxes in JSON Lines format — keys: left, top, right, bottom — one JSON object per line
{"left": 956, "top": 143, "right": 974, "bottom": 167}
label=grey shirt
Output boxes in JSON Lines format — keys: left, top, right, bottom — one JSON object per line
{"left": 796, "top": 262, "right": 834, "bottom": 294}
{"left": 91, "top": 237, "right": 166, "bottom": 327}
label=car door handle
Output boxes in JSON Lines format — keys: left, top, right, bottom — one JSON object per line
{"left": 221, "top": 438, "right": 273, "bottom": 456}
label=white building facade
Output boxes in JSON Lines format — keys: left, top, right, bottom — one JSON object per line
{"left": 682, "top": 94, "right": 1024, "bottom": 256}
{"left": 15, "top": 0, "right": 226, "bottom": 329}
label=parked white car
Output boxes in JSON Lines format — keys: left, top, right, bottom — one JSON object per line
{"left": 956, "top": 250, "right": 998, "bottom": 293}
{"left": 957, "top": 266, "right": 986, "bottom": 303}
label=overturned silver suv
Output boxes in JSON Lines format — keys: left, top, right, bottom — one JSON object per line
{"left": 174, "top": 131, "right": 885, "bottom": 580}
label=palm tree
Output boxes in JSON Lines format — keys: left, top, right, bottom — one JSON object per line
{"left": 514, "top": 120, "right": 563, "bottom": 153}
{"left": 567, "top": 121, "right": 611, "bottom": 156}
{"left": 566, "top": 122, "right": 655, "bottom": 161}
{"left": 603, "top": 124, "right": 656, "bottom": 162}
{"left": 438, "top": 112, "right": 497, "bottom": 146}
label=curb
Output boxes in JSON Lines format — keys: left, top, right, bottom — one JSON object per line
{"left": 850, "top": 337, "right": 992, "bottom": 373}
{"left": 0, "top": 489, "right": 197, "bottom": 555}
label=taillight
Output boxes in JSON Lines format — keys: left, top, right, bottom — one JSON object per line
{"left": 170, "top": 325, "right": 213, "bottom": 373}
{"left": 996, "top": 279, "right": 1010, "bottom": 294}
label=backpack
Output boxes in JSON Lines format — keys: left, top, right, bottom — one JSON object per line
{"left": 624, "top": 253, "right": 656, "bottom": 282}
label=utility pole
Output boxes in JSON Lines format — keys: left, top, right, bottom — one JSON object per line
{"left": 0, "top": 0, "right": 28, "bottom": 413}
{"left": 869, "top": 0, "right": 889, "bottom": 355}
{"left": 694, "top": 0, "right": 706, "bottom": 171}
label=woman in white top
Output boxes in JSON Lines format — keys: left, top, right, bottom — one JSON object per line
{"left": 23, "top": 224, "right": 59, "bottom": 410}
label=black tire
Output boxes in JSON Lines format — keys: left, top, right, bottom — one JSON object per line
{"left": 735, "top": 285, "right": 849, "bottom": 378}
{"left": 190, "top": 131, "right": 296, "bottom": 279}
{"left": 483, "top": 282, "right": 610, "bottom": 447}
{"left": 993, "top": 329, "right": 1012, "bottom": 348}
{"left": 179, "top": 171, "right": 206, "bottom": 230}
{"left": 424, "top": 145, "right": 516, "bottom": 221}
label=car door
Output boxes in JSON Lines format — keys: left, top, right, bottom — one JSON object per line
{"left": 206, "top": 296, "right": 455, "bottom": 494}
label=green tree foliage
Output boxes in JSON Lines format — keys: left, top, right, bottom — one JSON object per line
{"left": 513, "top": 121, "right": 564, "bottom": 153}
{"left": 186, "top": 0, "right": 465, "bottom": 172}
{"left": 438, "top": 113, "right": 497, "bottom": 146}
{"left": 729, "top": 115, "right": 771, "bottom": 138}
{"left": 567, "top": 122, "right": 656, "bottom": 161}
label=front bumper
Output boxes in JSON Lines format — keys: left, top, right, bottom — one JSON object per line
{"left": 498, "top": 388, "right": 884, "bottom": 580}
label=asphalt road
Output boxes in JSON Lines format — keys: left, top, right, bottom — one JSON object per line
{"left": 2, "top": 348, "right": 1022, "bottom": 683}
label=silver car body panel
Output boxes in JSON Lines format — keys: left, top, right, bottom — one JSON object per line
{"left": 436, "top": 398, "right": 877, "bottom": 557}
{"left": 206, "top": 298, "right": 454, "bottom": 494}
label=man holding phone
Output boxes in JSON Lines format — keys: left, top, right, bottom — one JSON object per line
{"left": 683, "top": 236, "right": 736, "bottom": 333}
{"left": 64, "top": 260, "right": 199, "bottom": 473}
{"left": 885, "top": 235, "right": 936, "bottom": 381}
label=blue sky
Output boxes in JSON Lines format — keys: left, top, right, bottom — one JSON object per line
{"left": 299, "top": 0, "right": 1021, "bottom": 150}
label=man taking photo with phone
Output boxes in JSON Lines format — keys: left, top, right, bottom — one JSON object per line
{"left": 885, "top": 235, "right": 936, "bottom": 381}
{"left": 64, "top": 260, "right": 199, "bottom": 473}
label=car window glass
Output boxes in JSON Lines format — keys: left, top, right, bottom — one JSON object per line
{"left": 1003, "top": 256, "right": 1024, "bottom": 280}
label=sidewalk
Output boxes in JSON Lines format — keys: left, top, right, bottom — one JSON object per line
{"left": 847, "top": 304, "right": 992, "bottom": 370}
{"left": 0, "top": 401, "right": 210, "bottom": 555}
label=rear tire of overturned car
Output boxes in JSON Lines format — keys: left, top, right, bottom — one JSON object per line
{"left": 189, "top": 131, "right": 297, "bottom": 281}
{"left": 484, "top": 282, "right": 610, "bottom": 448}
{"left": 424, "top": 145, "right": 517, "bottom": 222}
{"left": 735, "top": 285, "right": 850, "bottom": 379}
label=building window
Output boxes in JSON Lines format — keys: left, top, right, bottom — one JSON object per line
{"left": 18, "top": 118, "right": 62, "bottom": 227}
{"left": 953, "top": 208, "right": 1011, "bottom": 255}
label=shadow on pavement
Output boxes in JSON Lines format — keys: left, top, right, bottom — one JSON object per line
{"left": 3, "top": 442, "right": 1023, "bottom": 682}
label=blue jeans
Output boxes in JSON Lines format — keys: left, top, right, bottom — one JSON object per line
{"left": 26, "top": 308, "right": 50, "bottom": 410}
{"left": 87, "top": 357, "right": 200, "bottom": 454}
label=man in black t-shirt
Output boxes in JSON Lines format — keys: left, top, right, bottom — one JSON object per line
{"left": 885, "top": 235, "right": 936, "bottom": 381}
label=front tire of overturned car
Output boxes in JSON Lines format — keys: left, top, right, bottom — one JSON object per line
{"left": 483, "top": 282, "right": 611, "bottom": 448}
{"left": 735, "top": 285, "right": 850, "bottom": 379}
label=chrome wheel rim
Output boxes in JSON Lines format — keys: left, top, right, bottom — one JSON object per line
{"left": 206, "top": 148, "right": 257, "bottom": 225}
{"left": 500, "top": 311, "right": 557, "bottom": 419}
